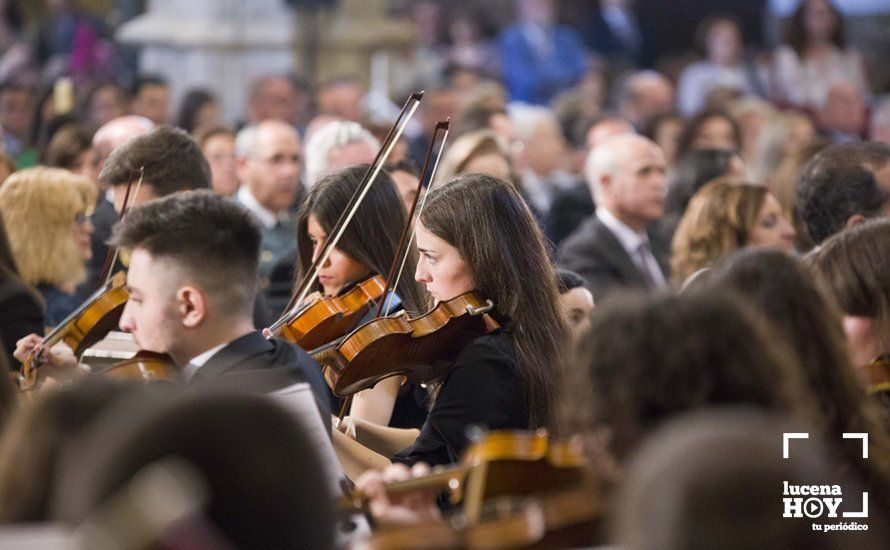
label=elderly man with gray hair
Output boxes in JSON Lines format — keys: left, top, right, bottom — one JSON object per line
{"left": 558, "top": 133, "right": 670, "bottom": 301}
{"left": 234, "top": 120, "right": 303, "bottom": 316}
{"left": 303, "top": 120, "right": 379, "bottom": 187}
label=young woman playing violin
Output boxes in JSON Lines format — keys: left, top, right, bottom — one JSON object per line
{"left": 338, "top": 172, "right": 569, "bottom": 471}
{"left": 293, "top": 163, "right": 429, "bottom": 426}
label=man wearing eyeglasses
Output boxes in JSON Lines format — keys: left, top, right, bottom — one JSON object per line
{"left": 234, "top": 120, "right": 304, "bottom": 315}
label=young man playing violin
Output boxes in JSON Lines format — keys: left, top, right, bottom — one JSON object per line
{"left": 15, "top": 191, "right": 330, "bottom": 424}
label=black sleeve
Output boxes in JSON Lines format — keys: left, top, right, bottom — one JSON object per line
{"left": 393, "top": 336, "right": 525, "bottom": 466}
{"left": 0, "top": 286, "right": 44, "bottom": 369}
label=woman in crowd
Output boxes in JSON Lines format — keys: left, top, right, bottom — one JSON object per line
{"left": 808, "top": 219, "right": 890, "bottom": 395}
{"left": 772, "top": 0, "right": 869, "bottom": 110}
{"left": 340, "top": 173, "right": 568, "bottom": 474}
{"left": 292, "top": 164, "right": 427, "bottom": 427}
{"left": 176, "top": 88, "right": 220, "bottom": 135}
{"left": 43, "top": 123, "right": 94, "bottom": 179}
{"left": 674, "top": 109, "right": 741, "bottom": 160}
{"left": 194, "top": 125, "right": 238, "bottom": 197}
{"left": 670, "top": 179, "right": 795, "bottom": 285}
{"left": 676, "top": 15, "right": 761, "bottom": 117}
{"left": 0, "top": 167, "right": 96, "bottom": 327}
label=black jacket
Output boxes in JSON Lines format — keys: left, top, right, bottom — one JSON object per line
{"left": 189, "top": 331, "right": 331, "bottom": 427}
{"left": 557, "top": 215, "right": 670, "bottom": 302}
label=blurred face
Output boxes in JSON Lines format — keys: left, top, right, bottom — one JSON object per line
{"left": 819, "top": 83, "right": 866, "bottom": 136}
{"left": 252, "top": 78, "right": 301, "bottom": 124}
{"left": 194, "top": 101, "right": 220, "bottom": 130}
{"left": 390, "top": 169, "right": 419, "bottom": 211}
{"left": 72, "top": 149, "right": 93, "bottom": 179}
{"left": 307, "top": 214, "right": 371, "bottom": 296}
{"left": 73, "top": 209, "right": 94, "bottom": 259}
{"left": 560, "top": 286, "right": 594, "bottom": 340}
{"left": 786, "top": 118, "right": 815, "bottom": 157}
{"left": 691, "top": 116, "right": 738, "bottom": 152}
{"left": 842, "top": 315, "right": 884, "bottom": 367}
{"left": 202, "top": 134, "right": 238, "bottom": 197}
{"left": 463, "top": 152, "right": 512, "bottom": 182}
{"left": 414, "top": 222, "right": 475, "bottom": 304}
{"left": 707, "top": 20, "right": 742, "bottom": 66}
{"left": 601, "top": 139, "right": 668, "bottom": 230}
{"left": 239, "top": 123, "right": 302, "bottom": 213}
{"left": 89, "top": 86, "right": 127, "bottom": 127}
{"left": 745, "top": 193, "right": 795, "bottom": 251}
{"left": 804, "top": 0, "right": 837, "bottom": 41}
{"left": 119, "top": 248, "right": 181, "bottom": 356}
{"left": 525, "top": 119, "right": 567, "bottom": 175}
{"left": 0, "top": 89, "right": 31, "bottom": 137}
{"left": 132, "top": 84, "right": 169, "bottom": 125}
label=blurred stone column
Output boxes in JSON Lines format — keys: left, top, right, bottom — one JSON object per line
{"left": 116, "top": 0, "right": 296, "bottom": 124}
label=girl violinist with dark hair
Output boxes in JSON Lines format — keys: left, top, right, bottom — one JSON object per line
{"left": 292, "top": 164, "right": 429, "bottom": 426}
{"left": 338, "top": 172, "right": 569, "bottom": 474}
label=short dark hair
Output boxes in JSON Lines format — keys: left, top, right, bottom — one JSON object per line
{"left": 796, "top": 143, "right": 889, "bottom": 244}
{"left": 111, "top": 190, "right": 261, "bottom": 316}
{"left": 99, "top": 125, "right": 211, "bottom": 194}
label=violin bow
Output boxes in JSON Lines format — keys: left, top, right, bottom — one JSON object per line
{"left": 266, "top": 91, "right": 424, "bottom": 335}
{"left": 97, "top": 166, "right": 145, "bottom": 288}
{"left": 333, "top": 120, "right": 450, "bottom": 430}
{"left": 377, "top": 119, "right": 450, "bottom": 317}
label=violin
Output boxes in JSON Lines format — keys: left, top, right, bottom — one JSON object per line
{"left": 270, "top": 275, "right": 387, "bottom": 350}
{"left": 362, "top": 487, "right": 601, "bottom": 550}
{"left": 860, "top": 355, "right": 890, "bottom": 395}
{"left": 84, "top": 350, "right": 178, "bottom": 383}
{"left": 314, "top": 291, "right": 500, "bottom": 397}
{"left": 18, "top": 271, "right": 128, "bottom": 390}
{"left": 344, "top": 430, "right": 599, "bottom": 549}
{"left": 266, "top": 93, "right": 423, "bottom": 349}
{"left": 341, "top": 429, "right": 588, "bottom": 519}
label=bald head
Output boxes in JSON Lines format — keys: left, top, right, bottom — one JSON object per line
{"left": 91, "top": 116, "right": 155, "bottom": 178}
{"left": 587, "top": 134, "right": 667, "bottom": 230}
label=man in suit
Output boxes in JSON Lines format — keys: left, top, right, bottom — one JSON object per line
{"left": 234, "top": 120, "right": 303, "bottom": 316}
{"left": 558, "top": 133, "right": 669, "bottom": 301}
{"left": 109, "top": 190, "right": 329, "bottom": 421}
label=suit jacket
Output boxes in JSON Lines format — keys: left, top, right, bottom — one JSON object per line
{"left": 557, "top": 216, "right": 669, "bottom": 302}
{"left": 189, "top": 331, "right": 331, "bottom": 428}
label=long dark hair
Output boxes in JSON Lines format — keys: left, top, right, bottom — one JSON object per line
{"left": 419, "top": 173, "right": 568, "bottom": 428}
{"left": 707, "top": 248, "right": 890, "bottom": 509}
{"left": 785, "top": 0, "right": 846, "bottom": 57}
{"left": 294, "top": 164, "right": 427, "bottom": 314}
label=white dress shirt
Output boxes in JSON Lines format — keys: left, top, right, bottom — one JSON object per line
{"left": 596, "top": 207, "right": 666, "bottom": 288}
{"left": 182, "top": 342, "right": 227, "bottom": 382}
